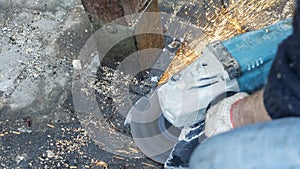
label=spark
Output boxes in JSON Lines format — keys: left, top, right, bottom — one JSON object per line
{"left": 159, "top": 0, "right": 293, "bottom": 85}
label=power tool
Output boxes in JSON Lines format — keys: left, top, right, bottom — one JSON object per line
{"left": 126, "top": 18, "right": 293, "bottom": 168}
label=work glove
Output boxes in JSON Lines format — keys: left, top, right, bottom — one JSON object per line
{"left": 204, "top": 92, "right": 249, "bottom": 137}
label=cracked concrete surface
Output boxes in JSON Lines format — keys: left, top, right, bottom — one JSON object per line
{"left": 0, "top": 0, "right": 90, "bottom": 120}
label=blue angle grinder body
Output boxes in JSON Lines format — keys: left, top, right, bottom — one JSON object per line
{"left": 127, "top": 19, "right": 293, "bottom": 167}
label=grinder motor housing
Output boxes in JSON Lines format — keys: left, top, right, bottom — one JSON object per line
{"left": 158, "top": 19, "right": 293, "bottom": 128}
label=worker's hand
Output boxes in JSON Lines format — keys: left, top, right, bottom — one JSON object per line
{"left": 204, "top": 92, "right": 249, "bottom": 137}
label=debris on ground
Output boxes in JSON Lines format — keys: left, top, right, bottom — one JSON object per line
{"left": 0, "top": 0, "right": 294, "bottom": 168}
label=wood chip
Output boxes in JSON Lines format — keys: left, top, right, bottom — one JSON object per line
{"left": 128, "top": 147, "right": 140, "bottom": 153}
{"left": 142, "top": 162, "right": 156, "bottom": 168}
{"left": 11, "top": 131, "right": 21, "bottom": 135}
{"left": 94, "top": 160, "right": 108, "bottom": 169}
{"left": 115, "top": 149, "right": 130, "bottom": 154}
{"left": 112, "top": 155, "right": 125, "bottom": 160}
{"left": 38, "top": 157, "right": 44, "bottom": 161}
{"left": 47, "top": 124, "right": 55, "bottom": 128}
{"left": 70, "top": 166, "right": 77, "bottom": 169}
{"left": 57, "top": 140, "right": 66, "bottom": 146}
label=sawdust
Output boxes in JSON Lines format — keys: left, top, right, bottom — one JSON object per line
{"left": 158, "top": 0, "right": 294, "bottom": 85}
{"left": 142, "top": 162, "right": 158, "bottom": 167}
{"left": 47, "top": 124, "right": 55, "bottom": 128}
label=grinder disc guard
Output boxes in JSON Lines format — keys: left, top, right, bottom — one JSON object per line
{"left": 130, "top": 92, "right": 181, "bottom": 164}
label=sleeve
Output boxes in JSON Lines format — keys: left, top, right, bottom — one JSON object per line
{"left": 263, "top": 0, "right": 300, "bottom": 119}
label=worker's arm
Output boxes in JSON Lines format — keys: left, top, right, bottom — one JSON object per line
{"left": 204, "top": 91, "right": 271, "bottom": 137}
{"left": 263, "top": 0, "right": 300, "bottom": 118}
{"left": 263, "top": 31, "right": 300, "bottom": 119}
{"left": 231, "top": 89, "right": 271, "bottom": 127}
{"left": 234, "top": 0, "right": 300, "bottom": 125}
{"left": 205, "top": 0, "right": 300, "bottom": 137}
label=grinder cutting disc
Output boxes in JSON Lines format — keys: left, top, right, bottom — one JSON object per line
{"left": 129, "top": 91, "right": 181, "bottom": 164}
